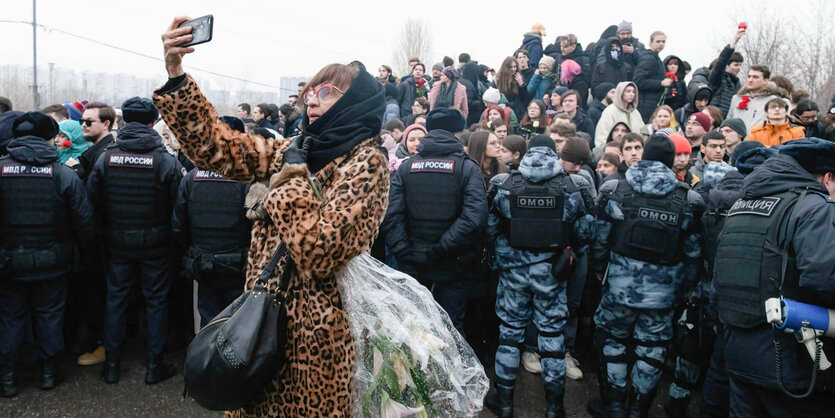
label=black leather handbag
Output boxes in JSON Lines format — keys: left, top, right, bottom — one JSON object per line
{"left": 184, "top": 242, "right": 294, "bottom": 411}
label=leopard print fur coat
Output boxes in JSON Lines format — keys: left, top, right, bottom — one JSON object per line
{"left": 153, "top": 75, "right": 389, "bottom": 417}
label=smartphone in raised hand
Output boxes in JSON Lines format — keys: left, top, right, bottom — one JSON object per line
{"left": 178, "top": 15, "right": 213, "bottom": 47}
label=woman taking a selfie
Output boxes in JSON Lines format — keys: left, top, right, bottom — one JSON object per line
{"left": 156, "top": 17, "right": 389, "bottom": 416}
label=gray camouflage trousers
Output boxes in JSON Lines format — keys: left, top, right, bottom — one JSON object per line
{"left": 494, "top": 261, "right": 567, "bottom": 396}
{"left": 594, "top": 289, "right": 675, "bottom": 395}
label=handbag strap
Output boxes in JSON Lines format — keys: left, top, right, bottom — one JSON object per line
{"left": 254, "top": 241, "right": 295, "bottom": 293}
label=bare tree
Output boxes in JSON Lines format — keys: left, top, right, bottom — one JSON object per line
{"left": 727, "top": 0, "right": 835, "bottom": 108}
{"left": 391, "top": 19, "right": 435, "bottom": 79}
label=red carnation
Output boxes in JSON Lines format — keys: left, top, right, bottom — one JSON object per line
{"left": 62, "top": 140, "right": 72, "bottom": 148}
{"left": 738, "top": 96, "right": 751, "bottom": 110}
{"left": 415, "top": 79, "right": 426, "bottom": 87}
{"left": 664, "top": 72, "right": 678, "bottom": 81}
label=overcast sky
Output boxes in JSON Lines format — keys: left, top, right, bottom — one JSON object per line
{"left": 1, "top": 0, "right": 782, "bottom": 93}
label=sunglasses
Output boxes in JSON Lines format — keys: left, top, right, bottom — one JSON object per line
{"left": 79, "top": 118, "right": 99, "bottom": 127}
{"left": 304, "top": 84, "right": 345, "bottom": 105}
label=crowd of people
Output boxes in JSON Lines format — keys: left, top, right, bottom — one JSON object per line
{"left": 0, "top": 16, "right": 834, "bottom": 418}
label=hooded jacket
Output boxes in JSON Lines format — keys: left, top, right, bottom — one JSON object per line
{"left": 674, "top": 83, "right": 713, "bottom": 125}
{"left": 594, "top": 81, "right": 645, "bottom": 151}
{"left": 521, "top": 33, "right": 544, "bottom": 68}
{"left": 592, "top": 37, "right": 633, "bottom": 90}
{"left": 381, "top": 129, "right": 487, "bottom": 281}
{"left": 726, "top": 82, "right": 789, "bottom": 131}
{"left": 634, "top": 48, "right": 668, "bottom": 123}
{"left": 721, "top": 153, "right": 835, "bottom": 390}
{"left": 487, "top": 146, "right": 597, "bottom": 271}
{"left": 662, "top": 55, "right": 688, "bottom": 110}
{"left": 2, "top": 135, "right": 95, "bottom": 280}
{"left": 591, "top": 25, "right": 619, "bottom": 71}
{"left": 86, "top": 122, "right": 184, "bottom": 258}
{"left": 591, "top": 160, "right": 704, "bottom": 308}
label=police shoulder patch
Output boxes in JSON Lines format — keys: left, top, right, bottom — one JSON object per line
{"left": 410, "top": 158, "right": 455, "bottom": 173}
{"left": 1, "top": 162, "right": 53, "bottom": 178}
{"left": 194, "top": 169, "right": 234, "bottom": 182}
{"left": 108, "top": 152, "right": 155, "bottom": 169}
{"left": 728, "top": 197, "right": 781, "bottom": 216}
{"left": 638, "top": 207, "right": 679, "bottom": 225}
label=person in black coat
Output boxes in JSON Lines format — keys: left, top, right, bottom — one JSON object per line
{"left": 461, "top": 62, "right": 486, "bottom": 127}
{"left": 662, "top": 55, "right": 688, "bottom": 110}
{"left": 87, "top": 98, "right": 184, "bottom": 385}
{"left": 592, "top": 37, "right": 633, "bottom": 91}
{"left": 588, "top": 82, "right": 615, "bottom": 127}
{"left": 398, "top": 63, "right": 429, "bottom": 118}
{"left": 634, "top": 32, "right": 671, "bottom": 123}
{"left": 0, "top": 112, "right": 96, "bottom": 397}
{"left": 380, "top": 108, "right": 488, "bottom": 336}
{"left": 556, "top": 35, "right": 592, "bottom": 109}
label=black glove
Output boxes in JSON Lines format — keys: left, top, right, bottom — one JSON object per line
{"left": 282, "top": 146, "right": 307, "bottom": 166}
{"left": 401, "top": 248, "right": 433, "bottom": 266}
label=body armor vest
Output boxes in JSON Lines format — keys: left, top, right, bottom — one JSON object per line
{"left": 500, "top": 171, "right": 575, "bottom": 251}
{"left": 608, "top": 180, "right": 688, "bottom": 265}
{"left": 714, "top": 189, "right": 805, "bottom": 329}
{"left": 185, "top": 169, "right": 250, "bottom": 287}
{"left": 102, "top": 147, "right": 171, "bottom": 250}
{"left": 403, "top": 156, "right": 465, "bottom": 243}
{"left": 0, "top": 157, "right": 73, "bottom": 278}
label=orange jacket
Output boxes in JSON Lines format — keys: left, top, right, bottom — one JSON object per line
{"left": 748, "top": 120, "right": 805, "bottom": 147}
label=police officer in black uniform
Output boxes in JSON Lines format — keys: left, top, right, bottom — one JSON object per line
{"left": 714, "top": 137, "right": 835, "bottom": 416}
{"left": 172, "top": 116, "right": 251, "bottom": 327}
{"left": 381, "top": 108, "right": 488, "bottom": 336}
{"left": 87, "top": 97, "right": 183, "bottom": 384}
{"left": 0, "top": 112, "right": 95, "bottom": 397}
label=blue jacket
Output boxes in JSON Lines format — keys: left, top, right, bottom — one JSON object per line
{"left": 487, "top": 147, "right": 597, "bottom": 272}
{"left": 591, "top": 160, "right": 704, "bottom": 309}
{"left": 527, "top": 72, "right": 556, "bottom": 103}
{"left": 521, "top": 34, "right": 544, "bottom": 69}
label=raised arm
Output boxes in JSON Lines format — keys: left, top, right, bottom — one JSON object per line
{"left": 152, "top": 17, "right": 284, "bottom": 183}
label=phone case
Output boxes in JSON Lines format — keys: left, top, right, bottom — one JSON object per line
{"left": 179, "top": 15, "right": 213, "bottom": 47}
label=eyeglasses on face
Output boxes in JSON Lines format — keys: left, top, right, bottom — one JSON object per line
{"left": 304, "top": 84, "right": 345, "bottom": 105}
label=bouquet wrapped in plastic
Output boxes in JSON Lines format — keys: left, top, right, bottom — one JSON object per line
{"left": 336, "top": 253, "right": 490, "bottom": 417}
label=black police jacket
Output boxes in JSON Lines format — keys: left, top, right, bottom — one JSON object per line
{"left": 87, "top": 122, "right": 183, "bottom": 259}
{"left": 720, "top": 154, "right": 835, "bottom": 391}
{"left": 1, "top": 135, "right": 95, "bottom": 281}
{"left": 381, "top": 129, "right": 487, "bottom": 279}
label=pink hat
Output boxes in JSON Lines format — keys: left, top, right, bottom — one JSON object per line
{"left": 401, "top": 123, "right": 427, "bottom": 143}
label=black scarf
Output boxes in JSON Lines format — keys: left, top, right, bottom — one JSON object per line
{"left": 299, "top": 64, "right": 385, "bottom": 173}
{"left": 435, "top": 81, "right": 457, "bottom": 109}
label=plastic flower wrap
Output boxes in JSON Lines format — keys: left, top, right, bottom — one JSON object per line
{"left": 336, "top": 253, "right": 489, "bottom": 418}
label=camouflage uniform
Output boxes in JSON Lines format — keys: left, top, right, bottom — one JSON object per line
{"left": 487, "top": 147, "right": 597, "bottom": 399}
{"left": 590, "top": 160, "right": 704, "bottom": 410}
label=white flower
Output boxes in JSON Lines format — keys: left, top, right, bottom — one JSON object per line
{"left": 408, "top": 325, "right": 447, "bottom": 371}
{"left": 381, "top": 394, "right": 425, "bottom": 418}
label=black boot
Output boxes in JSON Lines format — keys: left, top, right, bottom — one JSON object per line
{"left": 587, "top": 385, "right": 627, "bottom": 418}
{"left": 40, "top": 357, "right": 65, "bottom": 390}
{"left": 1, "top": 364, "right": 16, "bottom": 398}
{"left": 145, "top": 353, "right": 176, "bottom": 385}
{"left": 664, "top": 394, "right": 689, "bottom": 418}
{"left": 627, "top": 389, "right": 656, "bottom": 418}
{"left": 485, "top": 384, "right": 514, "bottom": 418}
{"left": 545, "top": 391, "right": 565, "bottom": 418}
{"left": 101, "top": 351, "right": 120, "bottom": 384}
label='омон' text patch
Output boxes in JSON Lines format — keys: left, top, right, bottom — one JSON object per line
{"left": 517, "top": 196, "right": 556, "bottom": 209}
{"left": 638, "top": 207, "right": 679, "bottom": 225}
